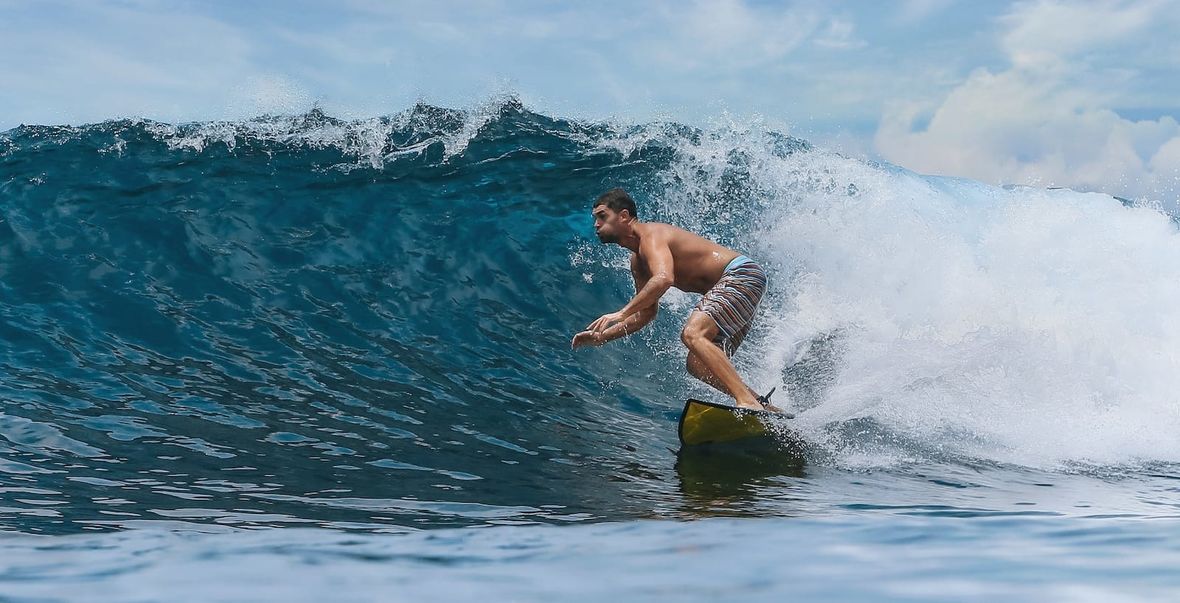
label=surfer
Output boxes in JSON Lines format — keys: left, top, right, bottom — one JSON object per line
{"left": 571, "top": 188, "right": 780, "bottom": 412}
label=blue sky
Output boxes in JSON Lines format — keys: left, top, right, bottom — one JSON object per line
{"left": 2, "top": 0, "right": 1179, "bottom": 202}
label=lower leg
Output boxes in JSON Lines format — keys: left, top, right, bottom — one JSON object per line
{"left": 687, "top": 352, "right": 757, "bottom": 398}
{"left": 687, "top": 339, "right": 760, "bottom": 408}
{"left": 681, "top": 314, "right": 760, "bottom": 409}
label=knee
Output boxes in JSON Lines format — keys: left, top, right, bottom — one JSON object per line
{"left": 680, "top": 324, "right": 706, "bottom": 348}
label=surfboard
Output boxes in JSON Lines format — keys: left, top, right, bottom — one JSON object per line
{"left": 677, "top": 398, "right": 780, "bottom": 446}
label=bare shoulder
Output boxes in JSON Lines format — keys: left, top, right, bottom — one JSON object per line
{"left": 643, "top": 221, "right": 683, "bottom": 236}
{"left": 645, "top": 222, "right": 717, "bottom": 250}
{"left": 637, "top": 222, "right": 681, "bottom": 247}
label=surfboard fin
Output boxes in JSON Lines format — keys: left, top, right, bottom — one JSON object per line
{"left": 757, "top": 387, "right": 776, "bottom": 406}
{"left": 757, "top": 387, "right": 795, "bottom": 418}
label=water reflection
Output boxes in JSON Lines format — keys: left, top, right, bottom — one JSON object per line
{"left": 674, "top": 437, "right": 806, "bottom": 517}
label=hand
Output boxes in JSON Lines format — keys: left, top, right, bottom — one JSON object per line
{"left": 586, "top": 311, "right": 625, "bottom": 334}
{"left": 571, "top": 330, "right": 604, "bottom": 349}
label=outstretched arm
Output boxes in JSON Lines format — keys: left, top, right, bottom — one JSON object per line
{"left": 571, "top": 306, "right": 657, "bottom": 348}
{"left": 585, "top": 239, "right": 673, "bottom": 334}
{"left": 572, "top": 256, "right": 661, "bottom": 349}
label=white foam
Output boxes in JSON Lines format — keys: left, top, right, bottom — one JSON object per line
{"left": 780, "top": 161, "right": 1180, "bottom": 468}
{"left": 139, "top": 96, "right": 527, "bottom": 170}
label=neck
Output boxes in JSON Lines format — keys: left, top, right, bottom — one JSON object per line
{"left": 618, "top": 222, "right": 642, "bottom": 252}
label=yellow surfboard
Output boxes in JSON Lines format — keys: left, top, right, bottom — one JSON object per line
{"left": 677, "top": 398, "right": 778, "bottom": 446}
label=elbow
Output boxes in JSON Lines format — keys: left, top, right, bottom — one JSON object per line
{"left": 651, "top": 274, "right": 674, "bottom": 291}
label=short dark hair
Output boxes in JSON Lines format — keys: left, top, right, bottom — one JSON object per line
{"left": 594, "top": 188, "right": 638, "bottom": 219}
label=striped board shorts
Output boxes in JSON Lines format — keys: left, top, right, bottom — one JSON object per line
{"left": 694, "top": 255, "right": 768, "bottom": 355}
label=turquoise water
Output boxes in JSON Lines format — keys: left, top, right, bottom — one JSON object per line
{"left": 3, "top": 101, "right": 1180, "bottom": 601}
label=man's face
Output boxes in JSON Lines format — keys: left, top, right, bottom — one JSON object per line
{"left": 592, "top": 204, "right": 628, "bottom": 244}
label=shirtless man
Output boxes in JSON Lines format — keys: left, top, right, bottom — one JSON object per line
{"left": 571, "top": 188, "right": 779, "bottom": 412}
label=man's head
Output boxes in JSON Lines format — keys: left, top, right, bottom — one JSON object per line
{"left": 592, "top": 188, "right": 638, "bottom": 244}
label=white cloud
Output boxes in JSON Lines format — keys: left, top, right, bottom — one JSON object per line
{"left": 0, "top": 2, "right": 267, "bottom": 125}
{"left": 1000, "top": 0, "right": 1163, "bottom": 68}
{"left": 1151, "top": 137, "right": 1180, "bottom": 173}
{"left": 874, "top": 0, "right": 1180, "bottom": 204}
{"left": 644, "top": 0, "right": 823, "bottom": 71}
{"left": 813, "top": 17, "right": 867, "bottom": 50}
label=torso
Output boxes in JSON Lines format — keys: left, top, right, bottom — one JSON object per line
{"left": 632, "top": 223, "right": 740, "bottom": 294}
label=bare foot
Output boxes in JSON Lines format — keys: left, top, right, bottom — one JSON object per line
{"left": 735, "top": 399, "right": 764, "bottom": 411}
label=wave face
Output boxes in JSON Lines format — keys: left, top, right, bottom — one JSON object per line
{"left": 2, "top": 101, "right": 1180, "bottom": 533}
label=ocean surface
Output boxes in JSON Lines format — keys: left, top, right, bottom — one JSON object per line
{"left": 3, "top": 100, "right": 1180, "bottom": 601}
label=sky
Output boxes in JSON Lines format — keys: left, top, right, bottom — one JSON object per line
{"left": 2, "top": 0, "right": 1179, "bottom": 203}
